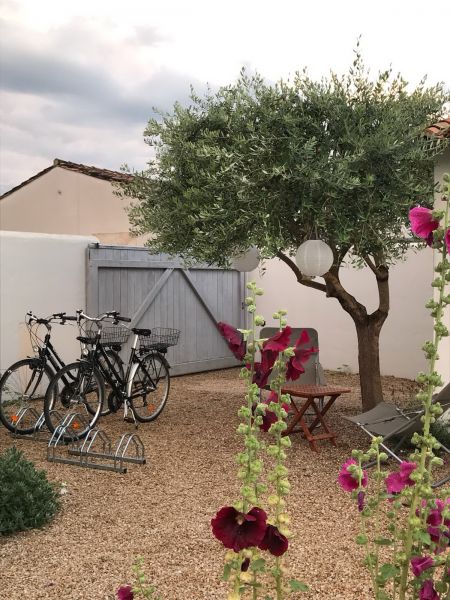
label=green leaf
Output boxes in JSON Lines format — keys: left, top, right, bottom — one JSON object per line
{"left": 289, "top": 579, "right": 309, "bottom": 592}
{"left": 374, "top": 537, "right": 393, "bottom": 546}
{"left": 250, "top": 558, "right": 266, "bottom": 572}
{"left": 414, "top": 530, "right": 432, "bottom": 545}
{"left": 356, "top": 534, "right": 368, "bottom": 545}
{"left": 379, "top": 564, "right": 398, "bottom": 581}
{"left": 222, "top": 563, "right": 232, "bottom": 581}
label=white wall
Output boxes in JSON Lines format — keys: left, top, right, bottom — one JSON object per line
{"left": 435, "top": 147, "right": 450, "bottom": 386}
{"left": 0, "top": 231, "right": 95, "bottom": 372}
{"left": 252, "top": 248, "right": 432, "bottom": 379}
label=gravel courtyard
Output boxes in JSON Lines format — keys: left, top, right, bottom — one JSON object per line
{"left": 0, "top": 368, "right": 419, "bottom": 600}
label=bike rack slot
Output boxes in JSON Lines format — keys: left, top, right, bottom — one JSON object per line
{"left": 10, "top": 408, "right": 63, "bottom": 441}
{"left": 47, "top": 413, "right": 146, "bottom": 473}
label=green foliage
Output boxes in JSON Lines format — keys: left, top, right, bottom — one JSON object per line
{"left": 123, "top": 48, "right": 448, "bottom": 269}
{"left": 131, "top": 556, "right": 162, "bottom": 599}
{"left": 0, "top": 447, "right": 60, "bottom": 535}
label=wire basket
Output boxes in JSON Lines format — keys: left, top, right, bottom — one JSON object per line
{"left": 139, "top": 327, "right": 180, "bottom": 352}
{"left": 100, "top": 326, "right": 130, "bottom": 346}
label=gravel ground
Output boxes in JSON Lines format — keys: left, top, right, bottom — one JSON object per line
{"left": 0, "top": 368, "right": 419, "bottom": 600}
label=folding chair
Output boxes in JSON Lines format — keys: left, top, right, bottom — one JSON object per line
{"left": 344, "top": 382, "right": 450, "bottom": 488}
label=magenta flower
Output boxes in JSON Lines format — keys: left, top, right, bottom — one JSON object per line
{"left": 117, "top": 585, "right": 134, "bottom": 600}
{"left": 357, "top": 491, "right": 365, "bottom": 512}
{"left": 217, "top": 322, "right": 246, "bottom": 360}
{"left": 426, "top": 499, "right": 450, "bottom": 546}
{"left": 241, "top": 558, "right": 250, "bottom": 572}
{"left": 338, "top": 459, "right": 368, "bottom": 492}
{"left": 411, "top": 556, "right": 434, "bottom": 577}
{"left": 286, "top": 330, "right": 318, "bottom": 382}
{"left": 385, "top": 461, "right": 416, "bottom": 494}
{"left": 445, "top": 229, "right": 450, "bottom": 254}
{"left": 211, "top": 506, "right": 267, "bottom": 551}
{"left": 258, "top": 524, "right": 289, "bottom": 556}
{"left": 263, "top": 326, "right": 292, "bottom": 352}
{"left": 409, "top": 207, "right": 439, "bottom": 246}
{"left": 256, "top": 391, "right": 290, "bottom": 432}
{"left": 253, "top": 348, "right": 278, "bottom": 388}
{"left": 419, "top": 579, "right": 440, "bottom": 600}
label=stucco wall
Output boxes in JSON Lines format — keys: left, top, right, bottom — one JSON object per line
{"left": 435, "top": 147, "right": 450, "bottom": 386}
{"left": 0, "top": 167, "right": 147, "bottom": 245}
{"left": 0, "top": 231, "right": 96, "bottom": 372}
{"left": 253, "top": 248, "right": 432, "bottom": 380}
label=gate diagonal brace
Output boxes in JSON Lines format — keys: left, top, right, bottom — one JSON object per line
{"left": 10, "top": 408, "right": 63, "bottom": 441}
{"left": 47, "top": 412, "right": 146, "bottom": 473}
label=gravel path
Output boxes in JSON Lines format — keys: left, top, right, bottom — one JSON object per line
{"left": 0, "top": 369, "right": 419, "bottom": 600}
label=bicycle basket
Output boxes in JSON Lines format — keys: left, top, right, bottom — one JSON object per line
{"left": 100, "top": 326, "right": 130, "bottom": 346}
{"left": 139, "top": 327, "right": 180, "bottom": 351}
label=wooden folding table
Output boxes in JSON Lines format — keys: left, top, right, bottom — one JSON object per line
{"left": 280, "top": 384, "right": 351, "bottom": 451}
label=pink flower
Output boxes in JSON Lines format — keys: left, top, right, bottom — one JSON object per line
{"left": 211, "top": 506, "right": 267, "bottom": 552}
{"left": 286, "top": 330, "right": 318, "bottom": 382}
{"left": 263, "top": 326, "right": 292, "bottom": 352}
{"left": 357, "top": 491, "right": 365, "bottom": 512}
{"left": 385, "top": 461, "right": 416, "bottom": 494}
{"left": 338, "top": 459, "right": 368, "bottom": 492}
{"left": 217, "top": 322, "right": 246, "bottom": 360}
{"left": 426, "top": 499, "right": 450, "bottom": 547}
{"left": 258, "top": 524, "right": 289, "bottom": 556}
{"left": 411, "top": 556, "right": 434, "bottom": 577}
{"left": 255, "top": 391, "right": 290, "bottom": 432}
{"left": 252, "top": 348, "right": 278, "bottom": 388}
{"left": 445, "top": 229, "right": 450, "bottom": 255}
{"left": 117, "top": 586, "right": 134, "bottom": 600}
{"left": 419, "top": 579, "right": 440, "bottom": 600}
{"left": 409, "top": 207, "right": 439, "bottom": 246}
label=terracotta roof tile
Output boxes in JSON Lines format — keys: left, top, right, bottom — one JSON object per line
{"left": 425, "top": 117, "right": 450, "bottom": 138}
{"left": 0, "top": 158, "right": 134, "bottom": 199}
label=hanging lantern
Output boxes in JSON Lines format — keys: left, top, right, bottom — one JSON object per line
{"left": 295, "top": 240, "right": 333, "bottom": 276}
{"left": 231, "top": 246, "right": 260, "bottom": 272}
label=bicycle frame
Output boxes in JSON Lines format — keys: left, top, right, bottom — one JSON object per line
{"left": 83, "top": 333, "right": 160, "bottom": 417}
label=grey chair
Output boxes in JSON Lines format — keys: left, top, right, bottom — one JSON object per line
{"left": 344, "top": 382, "right": 450, "bottom": 488}
{"left": 259, "top": 327, "right": 325, "bottom": 386}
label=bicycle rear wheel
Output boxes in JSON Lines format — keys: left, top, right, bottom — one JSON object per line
{"left": 44, "top": 361, "right": 104, "bottom": 440}
{"left": 0, "top": 359, "right": 53, "bottom": 434}
{"left": 129, "top": 353, "right": 170, "bottom": 422}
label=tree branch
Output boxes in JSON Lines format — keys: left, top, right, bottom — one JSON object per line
{"left": 276, "top": 251, "right": 327, "bottom": 293}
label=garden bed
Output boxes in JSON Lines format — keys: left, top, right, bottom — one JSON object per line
{"left": 0, "top": 368, "right": 419, "bottom": 599}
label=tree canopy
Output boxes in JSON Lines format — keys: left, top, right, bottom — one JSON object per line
{"left": 124, "top": 53, "right": 448, "bottom": 272}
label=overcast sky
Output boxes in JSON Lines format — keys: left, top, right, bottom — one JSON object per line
{"left": 0, "top": 0, "right": 449, "bottom": 194}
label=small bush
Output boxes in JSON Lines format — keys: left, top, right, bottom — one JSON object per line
{"left": 0, "top": 447, "right": 60, "bottom": 535}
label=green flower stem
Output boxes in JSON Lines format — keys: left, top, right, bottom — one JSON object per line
{"left": 398, "top": 197, "right": 449, "bottom": 600}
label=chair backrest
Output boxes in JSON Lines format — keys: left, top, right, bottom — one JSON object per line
{"left": 259, "top": 327, "right": 325, "bottom": 385}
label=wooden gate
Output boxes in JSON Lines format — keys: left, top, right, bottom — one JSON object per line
{"left": 86, "top": 244, "right": 245, "bottom": 375}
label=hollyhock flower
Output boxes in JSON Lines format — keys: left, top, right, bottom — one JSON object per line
{"left": 252, "top": 348, "right": 278, "bottom": 388}
{"left": 409, "top": 207, "right": 439, "bottom": 246}
{"left": 445, "top": 229, "right": 450, "bottom": 254}
{"left": 425, "top": 499, "right": 450, "bottom": 546}
{"left": 419, "top": 579, "right": 440, "bottom": 600}
{"left": 286, "top": 330, "right": 318, "bottom": 382}
{"left": 217, "top": 322, "right": 246, "bottom": 360}
{"left": 211, "top": 506, "right": 267, "bottom": 552}
{"left": 357, "top": 491, "right": 365, "bottom": 512}
{"left": 117, "top": 585, "right": 134, "bottom": 600}
{"left": 241, "top": 558, "right": 250, "bottom": 572}
{"left": 263, "top": 326, "right": 292, "bottom": 352}
{"left": 338, "top": 459, "right": 368, "bottom": 492}
{"left": 258, "top": 524, "right": 289, "bottom": 556}
{"left": 385, "top": 461, "right": 416, "bottom": 494}
{"left": 256, "top": 391, "right": 290, "bottom": 432}
{"left": 411, "top": 556, "right": 434, "bottom": 577}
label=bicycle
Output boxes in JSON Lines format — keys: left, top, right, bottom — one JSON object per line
{"left": 0, "top": 311, "right": 124, "bottom": 435}
{"left": 43, "top": 310, "right": 180, "bottom": 440}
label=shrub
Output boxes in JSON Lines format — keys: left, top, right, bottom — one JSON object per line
{"left": 0, "top": 447, "right": 60, "bottom": 535}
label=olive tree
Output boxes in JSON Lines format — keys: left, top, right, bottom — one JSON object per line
{"left": 122, "top": 54, "right": 448, "bottom": 410}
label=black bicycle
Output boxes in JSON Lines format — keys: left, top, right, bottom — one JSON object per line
{"left": 43, "top": 310, "right": 180, "bottom": 440}
{"left": 0, "top": 311, "right": 123, "bottom": 435}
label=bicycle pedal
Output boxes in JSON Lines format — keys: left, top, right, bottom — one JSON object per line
{"left": 123, "top": 416, "right": 135, "bottom": 424}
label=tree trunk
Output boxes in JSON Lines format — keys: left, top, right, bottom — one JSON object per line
{"left": 355, "top": 319, "right": 384, "bottom": 412}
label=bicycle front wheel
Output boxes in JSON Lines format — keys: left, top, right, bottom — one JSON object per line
{"left": 129, "top": 353, "right": 170, "bottom": 422}
{"left": 44, "top": 361, "right": 105, "bottom": 439}
{"left": 0, "top": 359, "right": 53, "bottom": 434}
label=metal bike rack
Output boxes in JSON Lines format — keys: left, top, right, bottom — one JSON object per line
{"left": 10, "top": 408, "right": 63, "bottom": 441}
{"left": 47, "top": 412, "right": 146, "bottom": 473}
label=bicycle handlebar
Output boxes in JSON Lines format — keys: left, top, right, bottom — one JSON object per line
{"left": 76, "top": 310, "right": 131, "bottom": 325}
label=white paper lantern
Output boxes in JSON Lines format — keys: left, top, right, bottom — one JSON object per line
{"left": 295, "top": 240, "right": 333, "bottom": 276}
{"left": 231, "top": 246, "right": 260, "bottom": 272}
